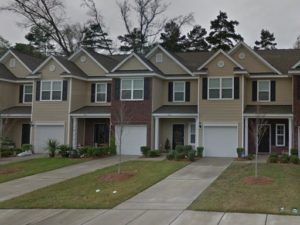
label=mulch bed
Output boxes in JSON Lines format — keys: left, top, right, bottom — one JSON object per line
{"left": 99, "top": 171, "right": 137, "bottom": 182}
{"left": 242, "top": 176, "right": 274, "bottom": 185}
{"left": 0, "top": 167, "right": 21, "bottom": 175}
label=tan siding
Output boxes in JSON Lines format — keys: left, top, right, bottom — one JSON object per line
{"left": 245, "top": 77, "right": 293, "bottom": 105}
{"left": 231, "top": 45, "right": 274, "bottom": 73}
{"left": 71, "top": 79, "right": 88, "bottom": 111}
{"left": 86, "top": 81, "right": 112, "bottom": 107}
{"left": 148, "top": 49, "right": 188, "bottom": 75}
{"left": 207, "top": 54, "right": 236, "bottom": 75}
{"left": 39, "top": 59, "right": 65, "bottom": 79}
{"left": 73, "top": 52, "right": 107, "bottom": 76}
{"left": 118, "top": 56, "right": 148, "bottom": 71}
{"left": 0, "top": 81, "right": 18, "bottom": 110}
{"left": 152, "top": 77, "right": 164, "bottom": 111}
{"left": 2, "top": 54, "right": 30, "bottom": 78}
{"left": 3, "top": 118, "right": 30, "bottom": 148}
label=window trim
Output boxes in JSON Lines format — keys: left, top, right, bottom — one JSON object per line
{"left": 23, "top": 84, "right": 33, "bottom": 103}
{"left": 208, "top": 77, "right": 234, "bottom": 100}
{"left": 173, "top": 81, "right": 186, "bottom": 102}
{"left": 188, "top": 122, "right": 196, "bottom": 145}
{"left": 155, "top": 53, "right": 163, "bottom": 63}
{"left": 257, "top": 80, "right": 271, "bottom": 102}
{"left": 276, "top": 124, "right": 285, "bottom": 147}
{"left": 120, "top": 78, "right": 144, "bottom": 101}
{"left": 40, "top": 80, "right": 63, "bottom": 101}
{"left": 95, "top": 83, "right": 107, "bottom": 103}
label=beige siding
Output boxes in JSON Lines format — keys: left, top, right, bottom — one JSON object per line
{"left": 73, "top": 52, "right": 107, "bottom": 76}
{"left": 86, "top": 81, "right": 112, "bottom": 107}
{"left": 2, "top": 54, "right": 30, "bottom": 78}
{"left": 118, "top": 56, "right": 148, "bottom": 71}
{"left": 71, "top": 79, "right": 88, "bottom": 111}
{"left": 207, "top": 54, "right": 236, "bottom": 75}
{"left": 231, "top": 45, "right": 274, "bottom": 73}
{"left": 148, "top": 49, "right": 188, "bottom": 75}
{"left": 152, "top": 77, "right": 164, "bottom": 111}
{"left": 39, "top": 59, "right": 65, "bottom": 80}
{"left": 245, "top": 77, "right": 293, "bottom": 105}
{"left": 0, "top": 81, "right": 18, "bottom": 110}
{"left": 3, "top": 118, "right": 30, "bottom": 148}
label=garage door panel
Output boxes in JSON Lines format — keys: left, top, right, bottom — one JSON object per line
{"left": 204, "top": 126, "right": 237, "bottom": 157}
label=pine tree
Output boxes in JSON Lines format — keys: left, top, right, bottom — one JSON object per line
{"left": 206, "top": 11, "right": 243, "bottom": 51}
{"left": 184, "top": 25, "right": 210, "bottom": 52}
{"left": 160, "top": 21, "right": 186, "bottom": 52}
{"left": 118, "top": 28, "right": 147, "bottom": 53}
{"left": 254, "top": 29, "right": 277, "bottom": 50}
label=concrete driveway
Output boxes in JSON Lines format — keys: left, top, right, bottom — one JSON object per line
{"left": 116, "top": 157, "right": 232, "bottom": 210}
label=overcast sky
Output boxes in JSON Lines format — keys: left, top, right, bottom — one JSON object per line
{"left": 0, "top": 0, "right": 299, "bottom": 49}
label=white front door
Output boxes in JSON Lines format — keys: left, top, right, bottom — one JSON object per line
{"left": 204, "top": 125, "right": 238, "bottom": 157}
{"left": 115, "top": 125, "right": 147, "bottom": 155}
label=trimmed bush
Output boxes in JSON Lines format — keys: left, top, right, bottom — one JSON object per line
{"left": 197, "top": 147, "right": 204, "bottom": 158}
{"left": 58, "top": 145, "right": 71, "bottom": 158}
{"left": 175, "top": 145, "right": 185, "bottom": 153}
{"left": 164, "top": 139, "right": 171, "bottom": 151}
{"left": 291, "top": 148, "right": 298, "bottom": 156}
{"left": 69, "top": 149, "right": 80, "bottom": 158}
{"left": 187, "top": 150, "right": 196, "bottom": 162}
{"left": 247, "top": 154, "right": 254, "bottom": 160}
{"left": 290, "top": 155, "right": 299, "bottom": 164}
{"left": 236, "top": 147, "right": 245, "bottom": 158}
{"left": 280, "top": 154, "right": 290, "bottom": 164}
{"left": 166, "top": 150, "right": 175, "bottom": 160}
{"left": 21, "top": 144, "right": 32, "bottom": 152}
{"left": 183, "top": 145, "right": 193, "bottom": 154}
{"left": 269, "top": 153, "right": 279, "bottom": 163}
{"left": 174, "top": 151, "right": 185, "bottom": 161}
{"left": 141, "top": 146, "right": 150, "bottom": 157}
{"left": 148, "top": 150, "right": 160, "bottom": 157}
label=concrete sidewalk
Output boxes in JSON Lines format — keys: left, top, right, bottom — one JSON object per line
{"left": 0, "top": 209, "right": 299, "bottom": 225}
{"left": 0, "top": 155, "right": 137, "bottom": 202}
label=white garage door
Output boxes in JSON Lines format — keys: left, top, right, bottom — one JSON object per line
{"left": 115, "top": 125, "right": 147, "bottom": 155}
{"left": 204, "top": 125, "right": 238, "bottom": 157}
{"left": 35, "top": 125, "right": 65, "bottom": 153}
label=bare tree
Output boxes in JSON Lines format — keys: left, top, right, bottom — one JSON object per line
{"left": 62, "top": 23, "right": 85, "bottom": 54}
{"left": 294, "top": 35, "right": 300, "bottom": 49}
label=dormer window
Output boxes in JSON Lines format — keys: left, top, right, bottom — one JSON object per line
{"left": 9, "top": 58, "right": 16, "bottom": 68}
{"left": 156, "top": 53, "right": 163, "bottom": 63}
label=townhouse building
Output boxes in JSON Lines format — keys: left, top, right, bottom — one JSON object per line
{"left": 0, "top": 42, "right": 299, "bottom": 158}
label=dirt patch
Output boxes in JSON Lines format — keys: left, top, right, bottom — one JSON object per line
{"left": 242, "top": 176, "right": 274, "bottom": 185}
{"left": 99, "top": 171, "right": 137, "bottom": 182}
{"left": 0, "top": 167, "right": 21, "bottom": 175}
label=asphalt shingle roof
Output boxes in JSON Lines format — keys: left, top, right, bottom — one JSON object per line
{"left": 0, "top": 63, "right": 17, "bottom": 80}
{"left": 11, "top": 49, "right": 45, "bottom": 71}
{"left": 55, "top": 56, "right": 88, "bottom": 78}
{"left": 244, "top": 105, "right": 292, "bottom": 114}
{"left": 71, "top": 106, "right": 111, "bottom": 115}
{"left": 153, "top": 105, "right": 198, "bottom": 114}
{"left": 0, "top": 106, "right": 32, "bottom": 115}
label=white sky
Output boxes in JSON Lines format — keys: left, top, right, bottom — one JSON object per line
{"left": 0, "top": 0, "right": 299, "bottom": 49}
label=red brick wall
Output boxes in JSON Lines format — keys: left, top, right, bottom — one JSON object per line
{"left": 293, "top": 76, "right": 300, "bottom": 149}
{"left": 84, "top": 118, "right": 110, "bottom": 146}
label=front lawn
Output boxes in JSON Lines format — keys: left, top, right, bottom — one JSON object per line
{"left": 189, "top": 163, "right": 300, "bottom": 215}
{"left": 0, "top": 160, "right": 188, "bottom": 209}
{"left": 0, "top": 157, "right": 88, "bottom": 183}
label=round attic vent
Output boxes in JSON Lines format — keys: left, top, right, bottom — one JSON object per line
{"left": 239, "top": 52, "right": 246, "bottom": 60}
{"left": 80, "top": 56, "right": 87, "bottom": 63}
{"left": 217, "top": 60, "right": 225, "bottom": 68}
{"left": 49, "top": 64, "right": 56, "bottom": 72}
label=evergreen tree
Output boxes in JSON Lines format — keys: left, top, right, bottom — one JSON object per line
{"left": 160, "top": 21, "right": 186, "bottom": 52}
{"left": 81, "top": 23, "right": 113, "bottom": 52}
{"left": 185, "top": 25, "right": 210, "bottom": 52}
{"left": 254, "top": 29, "right": 277, "bottom": 50}
{"left": 13, "top": 43, "right": 44, "bottom": 57}
{"left": 206, "top": 11, "right": 243, "bottom": 51}
{"left": 118, "top": 28, "right": 147, "bottom": 53}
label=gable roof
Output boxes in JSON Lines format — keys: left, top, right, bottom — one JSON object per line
{"left": 229, "top": 42, "right": 281, "bottom": 74}
{"left": 197, "top": 49, "right": 245, "bottom": 71}
{"left": 0, "top": 63, "right": 17, "bottom": 81}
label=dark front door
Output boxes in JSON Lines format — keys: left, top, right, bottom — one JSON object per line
{"left": 94, "top": 124, "right": 109, "bottom": 146}
{"left": 173, "top": 124, "right": 184, "bottom": 149}
{"left": 258, "top": 125, "right": 270, "bottom": 153}
{"left": 21, "top": 124, "right": 31, "bottom": 145}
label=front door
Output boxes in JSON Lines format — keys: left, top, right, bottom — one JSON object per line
{"left": 21, "top": 124, "right": 31, "bottom": 145}
{"left": 94, "top": 124, "right": 109, "bottom": 146}
{"left": 173, "top": 124, "right": 184, "bottom": 149}
{"left": 258, "top": 125, "right": 270, "bottom": 153}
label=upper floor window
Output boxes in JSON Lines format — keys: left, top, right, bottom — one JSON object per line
{"left": 121, "top": 79, "right": 144, "bottom": 101}
{"left": 156, "top": 53, "right": 163, "bottom": 63}
{"left": 276, "top": 124, "right": 285, "bottom": 147}
{"left": 41, "top": 80, "right": 63, "bottom": 101}
{"left": 173, "top": 81, "right": 185, "bottom": 102}
{"left": 23, "top": 84, "right": 33, "bottom": 103}
{"left": 96, "top": 83, "right": 107, "bottom": 103}
{"left": 257, "top": 80, "right": 270, "bottom": 102}
{"left": 208, "top": 77, "right": 233, "bottom": 100}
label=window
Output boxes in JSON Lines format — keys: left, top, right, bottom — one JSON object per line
{"left": 156, "top": 53, "right": 163, "bottom": 63}
{"left": 23, "top": 84, "right": 33, "bottom": 103}
{"left": 258, "top": 80, "right": 270, "bottom": 102}
{"left": 208, "top": 77, "right": 233, "bottom": 99}
{"left": 121, "top": 79, "right": 144, "bottom": 100}
{"left": 189, "top": 123, "right": 196, "bottom": 145}
{"left": 276, "top": 124, "right": 285, "bottom": 147}
{"left": 173, "top": 81, "right": 185, "bottom": 102}
{"left": 9, "top": 58, "right": 16, "bottom": 68}
{"left": 96, "top": 83, "right": 107, "bottom": 103}
{"left": 41, "top": 80, "right": 63, "bottom": 101}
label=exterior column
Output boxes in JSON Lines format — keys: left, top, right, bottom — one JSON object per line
{"left": 0, "top": 118, "right": 3, "bottom": 137}
{"left": 154, "top": 117, "right": 159, "bottom": 150}
{"left": 72, "top": 117, "right": 78, "bottom": 149}
{"left": 289, "top": 118, "right": 292, "bottom": 155}
{"left": 245, "top": 117, "right": 249, "bottom": 156}
{"left": 195, "top": 117, "right": 199, "bottom": 148}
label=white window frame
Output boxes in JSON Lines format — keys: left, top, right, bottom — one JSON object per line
{"left": 257, "top": 80, "right": 271, "bottom": 102}
{"left": 188, "top": 123, "right": 196, "bottom": 145}
{"left": 173, "top": 81, "right": 186, "bottom": 102}
{"left": 9, "top": 58, "right": 16, "bottom": 68}
{"left": 120, "top": 78, "right": 144, "bottom": 101}
{"left": 208, "top": 77, "right": 234, "bottom": 100}
{"left": 95, "top": 83, "right": 107, "bottom": 103}
{"left": 40, "top": 80, "right": 63, "bottom": 101}
{"left": 276, "top": 124, "right": 285, "bottom": 147}
{"left": 156, "top": 53, "right": 163, "bottom": 63}
{"left": 23, "top": 84, "right": 33, "bottom": 103}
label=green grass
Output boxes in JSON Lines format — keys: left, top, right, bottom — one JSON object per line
{"left": 189, "top": 163, "right": 300, "bottom": 215}
{"left": 0, "top": 160, "right": 188, "bottom": 209}
{"left": 0, "top": 157, "right": 88, "bottom": 183}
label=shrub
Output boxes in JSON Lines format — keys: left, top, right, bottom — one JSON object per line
{"left": 79, "top": 146, "right": 89, "bottom": 156}
{"left": 141, "top": 146, "right": 150, "bottom": 157}
{"left": 0, "top": 149, "right": 13, "bottom": 157}
{"left": 148, "top": 150, "right": 160, "bottom": 157}
{"left": 290, "top": 155, "right": 300, "bottom": 164}
{"left": 197, "top": 147, "right": 204, "bottom": 158}
{"left": 187, "top": 150, "right": 196, "bottom": 162}
{"left": 269, "top": 153, "right": 279, "bottom": 163}
{"left": 174, "top": 151, "right": 185, "bottom": 161}
{"left": 247, "top": 154, "right": 254, "bottom": 160}
{"left": 291, "top": 148, "right": 298, "bottom": 156}
{"left": 21, "top": 144, "right": 32, "bottom": 152}
{"left": 46, "top": 139, "right": 59, "bottom": 157}
{"left": 183, "top": 145, "right": 193, "bottom": 154}
{"left": 175, "top": 145, "right": 185, "bottom": 153}
{"left": 14, "top": 148, "right": 23, "bottom": 155}
{"left": 94, "top": 147, "right": 104, "bottom": 157}
{"left": 280, "top": 154, "right": 290, "bottom": 164}
{"left": 164, "top": 139, "right": 171, "bottom": 151}
{"left": 236, "top": 147, "right": 245, "bottom": 158}
{"left": 69, "top": 149, "right": 80, "bottom": 158}
{"left": 58, "top": 145, "right": 71, "bottom": 158}
{"left": 166, "top": 150, "right": 175, "bottom": 160}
